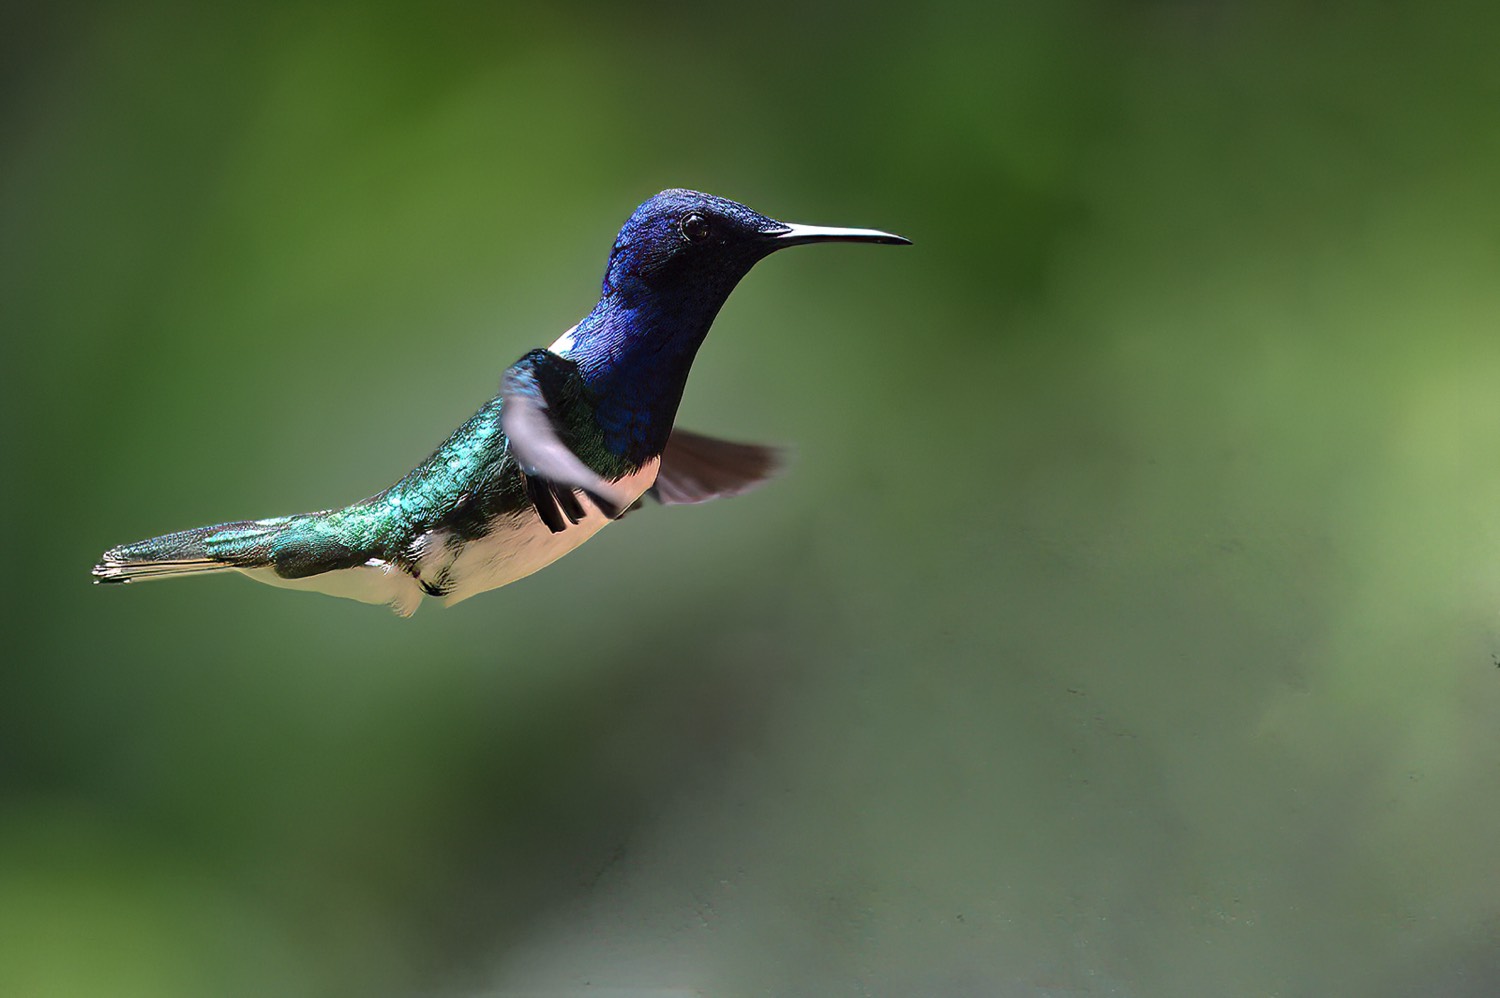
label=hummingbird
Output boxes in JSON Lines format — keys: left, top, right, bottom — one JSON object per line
{"left": 92, "top": 189, "right": 909, "bottom": 615}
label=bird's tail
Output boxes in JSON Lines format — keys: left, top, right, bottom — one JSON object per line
{"left": 92, "top": 516, "right": 299, "bottom": 584}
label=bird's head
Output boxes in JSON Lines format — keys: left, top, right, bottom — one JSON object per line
{"left": 601, "top": 189, "right": 909, "bottom": 305}
{"left": 566, "top": 189, "right": 908, "bottom": 461}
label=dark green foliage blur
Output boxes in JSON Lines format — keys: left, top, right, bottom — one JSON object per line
{"left": 5, "top": 2, "right": 1500, "bottom": 994}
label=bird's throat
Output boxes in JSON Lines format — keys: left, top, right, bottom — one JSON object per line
{"left": 561, "top": 294, "right": 724, "bottom": 462}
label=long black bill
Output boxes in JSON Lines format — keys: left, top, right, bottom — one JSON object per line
{"left": 771, "top": 222, "right": 911, "bottom": 247}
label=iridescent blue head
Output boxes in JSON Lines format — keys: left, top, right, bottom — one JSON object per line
{"left": 559, "top": 189, "right": 909, "bottom": 461}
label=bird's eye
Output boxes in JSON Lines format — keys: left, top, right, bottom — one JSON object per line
{"left": 680, "top": 212, "right": 710, "bottom": 243}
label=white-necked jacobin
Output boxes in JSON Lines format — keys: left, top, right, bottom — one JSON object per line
{"left": 93, "top": 189, "right": 909, "bottom": 615}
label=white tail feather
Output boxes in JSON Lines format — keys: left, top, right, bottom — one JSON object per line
{"left": 92, "top": 553, "right": 234, "bottom": 583}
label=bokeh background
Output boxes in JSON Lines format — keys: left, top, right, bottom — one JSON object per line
{"left": 5, "top": 2, "right": 1500, "bottom": 995}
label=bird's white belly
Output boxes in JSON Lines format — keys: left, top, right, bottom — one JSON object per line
{"left": 244, "top": 560, "right": 425, "bottom": 615}
{"left": 434, "top": 457, "right": 660, "bottom": 608}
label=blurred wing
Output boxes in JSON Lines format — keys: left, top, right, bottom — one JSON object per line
{"left": 651, "top": 428, "right": 785, "bottom": 505}
{"left": 499, "top": 356, "right": 630, "bottom": 526}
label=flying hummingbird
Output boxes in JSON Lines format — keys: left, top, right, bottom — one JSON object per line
{"left": 92, "top": 189, "right": 909, "bottom": 615}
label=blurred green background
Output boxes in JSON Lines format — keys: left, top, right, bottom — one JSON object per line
{"left": 5, "top": 1, "right": 1500, "bottom": 995}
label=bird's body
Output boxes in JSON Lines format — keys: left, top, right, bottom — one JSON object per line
{"left": 94, "top": 190, "right": 907, "bottom": 614}
{"left": 244, "top": 456, "right": 660, "bottom": 617}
